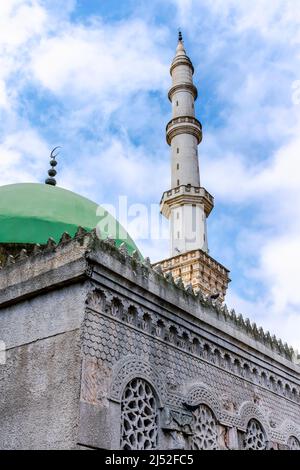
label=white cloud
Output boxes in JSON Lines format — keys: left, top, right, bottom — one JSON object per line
{"left": 172, "top": 0, "right": 300, "bottom": 43}
{"left": 165, "top": 0, "right": 300, "bottom": 348}
{"left": 203, "top": 124, "right": 300, "bottom": 206}
{"left": 0, "top": 0, "right": 171, "bottom": 200}
{"left": 59, "top": 136, "right": 169, "bottom": 202}
{"left": 226, "top": 289, "right": 300, "bottom": 351}
{"left": 0, "top": 0, "right": 299, "bottom": 350}
{"left": 0, "top": 80, "right": 9, "bottom": 109}
{"left": 0, "top": 128, "right": 49, "bottom": 186}
{"left": 29, "top": 19, "right": 170, "bottom": 110}
{"left": 0, "top": 1, "right": 47, "bottom": 48}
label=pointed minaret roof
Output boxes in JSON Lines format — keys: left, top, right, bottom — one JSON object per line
{"left": 171, "top": 30, "right": 194, "bottom": 74}
{"left": 176, "top": 30, "right": 186, "bottom": 55}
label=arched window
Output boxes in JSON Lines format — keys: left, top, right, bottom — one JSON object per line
{"left": 243, "top": 419, "right": 266, "bottom": 450}
{"left": 288, "top": 436, "right": 300, "bottom": 450}
{"left": 120, "top": 378, "right": 158, "bottom": 450}
{"left": 190, "top": 404, "right": 219, "bottom": 450}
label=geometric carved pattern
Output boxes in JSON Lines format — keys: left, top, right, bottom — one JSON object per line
{"left": 83, "top": 287, "right": 300, "bottom": 447}
{"left": 243, "top": 419, "right": 267, "bottom": 450}
{"left": 120, "top": 378, "right": 158, "bottom": 450}
{"left": 84, "top": 287, "right": 300, "bottom": 406}
{"left": 190, "top": 405, "right": 219, "bottom": 450}
{"left": 238, "top": 401, "right": 268, "bottom": 432}
{"left": 110, "top": 356, "right": 165, "bottom": 404}
{"left": 185, "top": 385, "right": 221, "bottom": 419}
{"left": 287, "top": 436, "right": 300, "bottom": 450}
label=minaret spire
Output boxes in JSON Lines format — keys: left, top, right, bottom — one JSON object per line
{"left": 153, "top": 33, "right": 231, "bottom": 301}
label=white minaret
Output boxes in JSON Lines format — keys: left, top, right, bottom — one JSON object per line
{"left": 161, "top": 32, "right": 214, "bottom": 257}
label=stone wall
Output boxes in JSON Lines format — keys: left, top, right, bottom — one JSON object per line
{"left": 0, "top": 234, "right": 89, "bottom": 449}
{"left": 0, "top": 231, "right": 300, "bottom": 449}
{"left": 78, "top": 236, "right": 300, "bottom": 450}
{"left": 1, "top": 329, "right": 81, "bottom": 449}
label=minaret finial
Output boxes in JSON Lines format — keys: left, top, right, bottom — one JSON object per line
{"left": 178, "top": 29, "right": 183, "bottom": 42}
{"left": 45, "top": 146, "right": 61, "bottom": 186}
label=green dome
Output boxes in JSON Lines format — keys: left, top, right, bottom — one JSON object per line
{"left": 0, "top": 183, "right": 139, "bottom": 255}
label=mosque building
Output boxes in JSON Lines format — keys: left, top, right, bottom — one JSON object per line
{"left": 0, "top": 34, "right": 299, "bottom": 450}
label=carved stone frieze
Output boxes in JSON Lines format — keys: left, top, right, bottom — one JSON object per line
{"left": 81, "top": 286, "right": 300, "bottom": 448}
{"left": 109, "top": 355, "right": 166, "bottom": 405}
{"left": 83, "top": 286, "right": 300, "bottom": 406}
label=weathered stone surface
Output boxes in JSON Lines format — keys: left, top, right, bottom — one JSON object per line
{"left": 0, "top": 236, "right": 299, "bottom": 450}
{"left": 1, "top": 284, "right": 86, "bottom": 349}
{"left": 153, "top": 249, "right": 230, "bottom": 301}
{"left": 0, "top": 331, "right": 81, "bottom": 449}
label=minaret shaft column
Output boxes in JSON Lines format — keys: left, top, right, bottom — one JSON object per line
{"left": 154, "top": 33, "right": 231, "bottom": 301}
{"left": 171, "top": 134, "right": 200, "bottom": 187}
{"left": 161, "top": 35, "right": 212, "bottom": 257}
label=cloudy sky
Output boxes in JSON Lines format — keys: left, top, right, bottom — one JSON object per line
{"left": 1, "top": 0, "right": 300, "bottom": 349}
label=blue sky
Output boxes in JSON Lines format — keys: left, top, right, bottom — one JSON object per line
{"left": 1, "top": 0, "right": 300, "bottom": 349}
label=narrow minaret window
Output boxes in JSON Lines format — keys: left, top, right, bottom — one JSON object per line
{"left": 177, "top": 148, "right": 179, "bottom": 154}
{"left": 177, "top": 163, "right": 179, "bottom": 170}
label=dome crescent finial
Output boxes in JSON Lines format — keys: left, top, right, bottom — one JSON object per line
{"left": 45, "top": 146, "right": 61, "bottom": 186}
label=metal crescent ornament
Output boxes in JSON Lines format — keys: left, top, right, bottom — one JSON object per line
{"left": 50, "top": 146, "right": 61, "bottom": 159}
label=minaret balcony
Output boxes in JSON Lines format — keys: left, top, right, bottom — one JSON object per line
{"left": 166, "top": 116, "right": 202, "bottom": 145}
{"left": 160, "top": 185, "right": 214, "bottom": 218}
{"left": 170, "top": 55, "right": 194, "bottom": 75}
{"left": 168, "top": 83, "right": 198, "bottom": 101}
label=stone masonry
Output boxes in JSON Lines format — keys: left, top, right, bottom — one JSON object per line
{"left": 152, "top": 248, "right": 230, "bottom": 301}
{"left": 0, "top": 229, "right": 300, "bottom": 450}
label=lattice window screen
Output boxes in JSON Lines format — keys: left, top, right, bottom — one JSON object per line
{"left": 120, "top": 378, "right": 158, "bottom": 450}
{"left": 190, "top": 404, "right": 219, "bottom": 450}
{"left": 243, "top": 419, "right": 267, "bottom": 450}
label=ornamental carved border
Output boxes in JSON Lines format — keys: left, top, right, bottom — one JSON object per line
{"left": 280, "top": 420, "right": 300, "bottom": 444}
{"left": 109, "top": 355, "right": 166, "bottom": 406}
{"left": 184, "top": 386, "right": 272, "bottom": 437}
{"left": 238, "top": 401, "right": 270, "bottom": 433}
{"left": 84, "top": 287, "right": 300, "bottom": 407}
{"left": 184, "top": 384, "right": 222, "bottom": 421}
